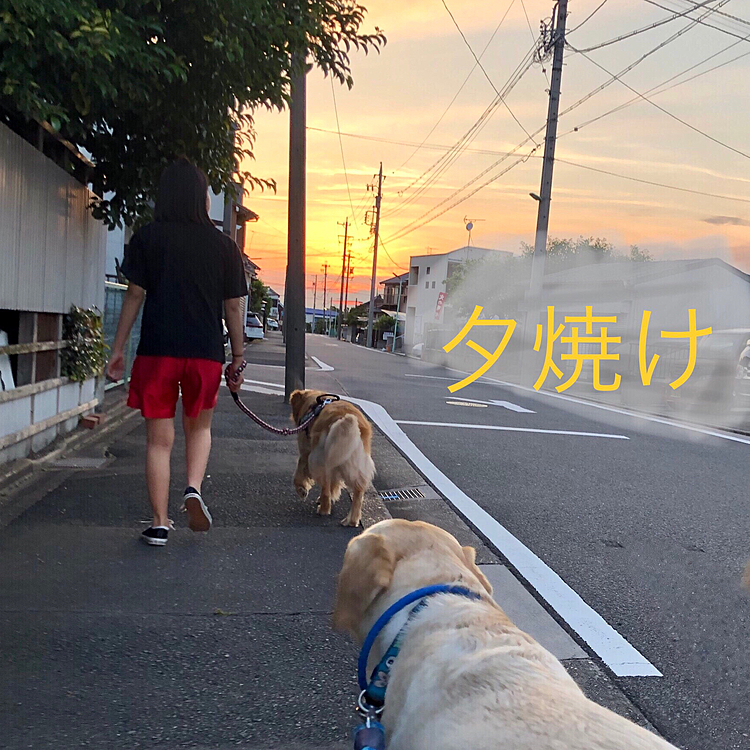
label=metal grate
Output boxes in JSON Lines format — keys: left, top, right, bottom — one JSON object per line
{"left": 379, "top": 487, "right": 426, "bottom": 501}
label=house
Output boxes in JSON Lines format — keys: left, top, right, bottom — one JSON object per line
{"left": 380, "top": 272, "right": 409, "bottom": 312}
{"left": 404, "top": 246, "right": 512, "bottom": 352}
{"left": 305, "top": 308, "right": 338, "bottom": 330}
{"left": 0, "top": 117, "right": 106, "bottom": 464}
{"left": 266, "top": 287, "right": 281, "bottom": 320}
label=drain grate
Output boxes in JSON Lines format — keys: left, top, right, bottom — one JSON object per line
{"left": 379, "top": 487, "right": 426, "bottom": 501}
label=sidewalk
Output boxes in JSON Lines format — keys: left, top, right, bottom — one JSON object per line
{"left": 0, "top": 334, "right": 658, "bottom": 748}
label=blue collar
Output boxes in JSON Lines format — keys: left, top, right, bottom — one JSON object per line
{"left": 357, "top": 584, "right": 482, "bottom": 709}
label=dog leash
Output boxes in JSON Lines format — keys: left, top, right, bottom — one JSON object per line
{"left": 352, "top": 585, "right": 482, "bottom": 750}
{"left": 224, "top": 360, "right": 340, "bottom": 436}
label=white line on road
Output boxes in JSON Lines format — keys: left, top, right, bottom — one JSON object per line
{"left": 397, "top": 420, "right": 629, "bottom": 440}
{"left": 451, "top": 397, "right": 536, "bottom": 413}
{"left": 231, "top": 379, "right": 660, "bottom": 677}
{"left": 346, "top": 396, "right": 661, "bottom": 678}
{"left": 310, "top": 355, "right": 335, "bottom": 371}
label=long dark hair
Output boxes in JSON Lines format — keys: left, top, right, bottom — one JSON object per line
{"left": 154, "top": 157, "right": 214, "bottom": 226}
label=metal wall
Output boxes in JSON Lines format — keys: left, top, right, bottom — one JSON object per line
{"left": 0, "top": 122, "right": 106, "bottom": 313}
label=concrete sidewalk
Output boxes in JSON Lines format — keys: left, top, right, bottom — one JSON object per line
{"left": 0, "top": 334, "right": 657, "bottom": 748}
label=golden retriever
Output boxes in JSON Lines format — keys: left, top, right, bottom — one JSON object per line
{"left": 289, "top": 389, "right": 375, "bottom": 527}
{"left": 334, "top": 519, "right": 678, "bottom": 750}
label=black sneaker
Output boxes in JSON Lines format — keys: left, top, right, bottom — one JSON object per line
{"left": 141, "top": 526, "right": 171, "bottom": 546}
{"left": 181, "top": 487, "right": 212, "bottom": 532}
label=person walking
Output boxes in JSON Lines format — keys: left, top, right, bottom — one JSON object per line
{"left": 107, "top": 158, "right": 247, "bottom": 546}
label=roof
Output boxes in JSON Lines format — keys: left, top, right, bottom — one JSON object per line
{"left": 236, "top": 204, "right": 259, "bottom": 223}
{"left": 410, "top": 246, "right": 512, "bottom": 262}
{"left": 543, "top": 257, "right": 750, "bottom": 287}
{"left": 266, "top": 287, "right": 280, "bottom": 299}
{"left": 380, "top": 272, "right": 410, "bottom": 286}
{"left": 305, "top": 308, "right": 338, "bottom": 317}
{"left": 242, "top": 255, "right": 260, "bottom": 274}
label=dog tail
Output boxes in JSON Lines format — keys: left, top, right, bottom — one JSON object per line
{"left": 324, "top": 414, "right": 375, "bottom": 489}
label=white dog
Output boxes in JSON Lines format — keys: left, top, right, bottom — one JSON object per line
{"left": 334, "top": 519, "right": 678, "bottom": 750}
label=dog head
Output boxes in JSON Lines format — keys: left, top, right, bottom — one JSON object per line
{"left": 289, "top": 389, "right": 323, "bottom": 424}
{"left": 332, "top": 519, "right": 493, "bottom": 638}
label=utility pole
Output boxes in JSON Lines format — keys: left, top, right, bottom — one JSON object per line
{"left": 344, "top": 256, "right": 353, "bottom": 340}
{"left": 284, "top": 54, "right": 307, "bottom": 401}
{"left": 312, "top": 275, "right": 317, "bottom": 331}
{"left": 365, "top": 162, "right": 384, "bottom": 348}
{"left": 321, "top": 262, "right": 329, "bottom": 335}
{"left": 523, "top": 0, "right": 568, "bottom": 380}
{"left": 337, "top": 218, "right": 349, "bottom": 339}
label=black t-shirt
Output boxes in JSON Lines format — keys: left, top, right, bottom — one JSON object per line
{"left": 122, "top": 222, "right": 248, "bottom": 363}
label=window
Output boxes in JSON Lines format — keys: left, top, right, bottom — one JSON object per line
{"left": 426, "top": 267, "right": 431, "bottom": 275}
{"left": 425, "top": 282, "right": 429, "bottom": 289}
{"left": 432, "top": 281, "right": 436, "bottom": 289}
{"left": 410, "top": 266, "right": 419, "bottom": 286}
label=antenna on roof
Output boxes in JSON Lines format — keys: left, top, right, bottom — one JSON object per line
{"left": 463, "top": 216, "right": 484, "bottom": 248}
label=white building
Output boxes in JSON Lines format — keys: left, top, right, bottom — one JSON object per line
{"left": 404, "top": 246, "right": 511, "bottom": 352}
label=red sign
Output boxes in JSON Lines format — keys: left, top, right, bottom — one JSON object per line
{"left": 435, "top": 291, "right": 446, "bottom": 320}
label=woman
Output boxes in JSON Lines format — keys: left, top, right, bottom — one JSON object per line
{"left": 107, "top": 158, "right": 246, "bottom": 546}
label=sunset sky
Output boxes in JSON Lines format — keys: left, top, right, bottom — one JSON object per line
{"left": 239, "top": 0, "right": 750, "bottom": 307}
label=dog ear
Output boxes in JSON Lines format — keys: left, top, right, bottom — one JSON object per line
{"left": 289, "top": 389, "right": 307, "bottom": 421}
{"left": 333, "top": 533, "right": 395, "bottom": 634}
{"left": 462, "top": 545, "right": 493, "bottom": 595}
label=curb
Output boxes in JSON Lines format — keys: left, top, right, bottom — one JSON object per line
{"left": 360, "top": 485, "right": 391, "bottom": 529}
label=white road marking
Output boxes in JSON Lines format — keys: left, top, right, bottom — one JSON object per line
{"left": 453, "top": 397, "right": 536, "bottom": 413}
{"left": 446, "top": 401, "right": 488, "bottom": 408}
{"left": 232, "top": 379, "right": 660, "bottom": 676}
{"left": 397, "top": 420, "right": 629, "bottom": 440}
{"left": 345, "top": 396, "right": 662, "bottom": 678}
{"left": 310, "top": 355, "right": 335, "bottom": 371}
{"left": 442, "top": 368, "right": 750, "bottom": 447}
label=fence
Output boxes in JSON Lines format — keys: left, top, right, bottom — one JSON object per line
{"left": 103, "top": 282, "right": 141, "bottom": 389}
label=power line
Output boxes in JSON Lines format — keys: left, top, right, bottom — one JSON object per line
{"left": 555, "top": 157, "right": 750, "bottom": 204}
{"left": 397, "top": 0, "right": 517, "bottom": 172}
{"left": 668, "top": 0, "right": 750, "bottom": 28}
{"left": 378, "top": 237, "right": 409, "bottom": 271}
{"left": 330, "top": 78, "right": 358, "bottom": 231}
{"left": 559, "top": 0, "right": 731, "bottom": 119}
{"left": 643, "top": 0, "right": 750, "bottom": 42}
{"left": 519, "top": 0, "right": 550, "bottom": 85}
{"left": 440, "top": 0, "right": 538, "bottom": 144}
{"left": 385, "top": 44, "right": 537, "bottom": 221}
{"left": 569, "top": 43, "right": 750, "bottom": 162}
{"left": 567, "top": 0, "right": 611, "bottom": 34}
{"left": 561, "top": 38, "right": 750, "bottom": 138}
{"left": 573, "top": 0, "right": 718, "bottom": 53}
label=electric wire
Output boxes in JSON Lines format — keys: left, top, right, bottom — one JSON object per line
{"left": 572, "top": 0, "right": 718, "bottom": 53}
{"left": 330, "top": 78, "right": 359, "bottom": 231}
{"left": 440, "top": 0, "right": 538, "bottom": 144}
{"left": 567, "top": 0, "right": 611, "bottom": 35}
{"left": 569, "top": 43, "right": 750, "bottom": 161}
{"left": 396, "top": 0, "right": 517, "bottom": 172}
{"left": 520, "top": 0, "right": 550, "bottom": 85}
{"left": 643, "top": 0, "right": 750, "bottom": 42}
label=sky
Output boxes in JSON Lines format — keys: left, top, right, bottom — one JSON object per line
{"left": 238, "top": 0, "right": 750, "bottom": 307}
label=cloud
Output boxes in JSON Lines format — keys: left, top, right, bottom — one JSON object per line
{"left": 703, "top": 216, "right": 750, "bottom": 227}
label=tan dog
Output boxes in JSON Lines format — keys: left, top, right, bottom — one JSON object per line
{"left": 334, "top": 519, "right": 678, "bottom": 750}
{"left": 289, "top": 389, "right": 375, "bottom": 527}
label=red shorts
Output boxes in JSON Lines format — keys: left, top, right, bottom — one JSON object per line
{"left": 127, "top": 356, "right": 223, "bottom": 419}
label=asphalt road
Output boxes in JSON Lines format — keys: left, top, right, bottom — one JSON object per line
{"left": 300, "top": 334, "right": 750, "bottom": 750}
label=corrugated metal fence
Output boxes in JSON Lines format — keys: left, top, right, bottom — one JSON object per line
{"left": 103, "top": 282, "right": 141, "bottom": 388}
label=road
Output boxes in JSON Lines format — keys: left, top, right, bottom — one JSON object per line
{"left": 296, "top": 334, "right": 749, "bottom": 750}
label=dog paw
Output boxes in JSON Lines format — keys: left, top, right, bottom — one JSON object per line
{"left": 340, "top": 514, "right": 361, "bottom": 527}
{"left": 295, "top": 485, "right": 309, "bottom": 500}
{"left": 317, "top": 504, "right": 332, "bottom": 516}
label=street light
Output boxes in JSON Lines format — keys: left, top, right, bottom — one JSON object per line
{"left": 529, "top": 192, "right": 541, "bottom": 202}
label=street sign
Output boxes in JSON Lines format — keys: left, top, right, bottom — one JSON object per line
{"left": 435, "top": 291, "right": 446, "bottom": 320}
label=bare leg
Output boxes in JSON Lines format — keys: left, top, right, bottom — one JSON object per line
{"left": 183, "top": 407, "right": 214, "bottom": 492}
{"left": 293, "top": 454, "right": 314, "bottom": 499}
{"left": 342, "top": 486, "right": 364, "bottom": 528}
{"left": 145, "top": 418, "right": 175, "bottom": 527}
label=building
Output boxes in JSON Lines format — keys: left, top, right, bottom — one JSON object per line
{"left": 306, "top": 308, "right": 338, "bottom": 330}
{"left": 404, "top": 246, "right": 511, "bottom": 352}
{"left": 266, "top": 287, "right": 281, "bottom": 320}
{"left": 0, "top": 117, "right": 106, "bottom": 464}
{"left": 380, "top": 272, "right": 409, "bottom": 311}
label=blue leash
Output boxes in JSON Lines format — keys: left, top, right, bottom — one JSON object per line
{"left": 352, "top": 584, "right": 482, "bottom": 750}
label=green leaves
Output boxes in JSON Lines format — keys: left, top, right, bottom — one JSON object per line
{"left": 1, "top": 0, "right": 385, "bottom": 227}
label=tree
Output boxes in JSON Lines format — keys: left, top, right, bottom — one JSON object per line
{"left": 0, "top": 0, "right": 385, "bottom": 227}
{"left": 249, "top": 278, "right": 269, "bottom": 315}
{"left": 374, "top": 314, "right": 395, "bottom": 332}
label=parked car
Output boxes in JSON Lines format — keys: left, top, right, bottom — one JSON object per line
{"left": 267, "top": 318, "right": 279, "bottom": 330}
{"left": 245, "top": 313, "right": 264, "bottom": 340}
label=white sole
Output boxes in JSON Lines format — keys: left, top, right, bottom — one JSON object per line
{"left": 183, "top": 493, "right": 212, "bottom": 532}
{"left": 141, "top": 536, "right": 168, "bottom": 546}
